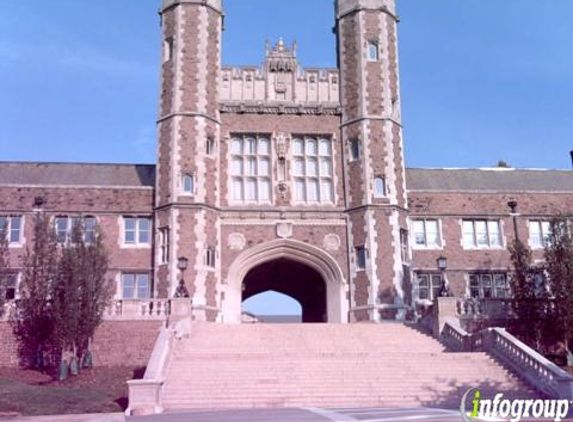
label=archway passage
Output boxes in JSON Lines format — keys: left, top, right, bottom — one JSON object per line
{"left": 242, "top": 258, "right": 327, "bottom": 323}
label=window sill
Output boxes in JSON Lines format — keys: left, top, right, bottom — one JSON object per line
{"left": 463, "top": 246, "right": 506, "bottom": 251}
{"left": 8, "top": 243, "right": 24, "bottom": 249}
{"left": 412, "top": 246, "right": 443, "bottom": 251}
{"left": 121, "top": 244, "right": 152, "bottom": 249}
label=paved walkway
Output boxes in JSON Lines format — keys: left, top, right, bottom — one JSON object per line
{"left": 0, "top": 414, "right": 124, "bottom": 422}
{"left": 126, "top": 407, "right": 462, "bottom": 422}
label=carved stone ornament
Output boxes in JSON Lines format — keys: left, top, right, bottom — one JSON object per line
{"left": 323, "top": 234, "right": 341, "bottom": 251}
{"left": 276, "top": 222, "right": 293, "bottom": 239}
{"left": 228, "top": 233, "right": 246, "bottom": 251}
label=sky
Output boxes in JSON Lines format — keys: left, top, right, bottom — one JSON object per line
{"left": 1, "top": 0, "right": 572, "bottom": 170}
{"left": 1, "top": 1, "right": 572, "bottom": 313}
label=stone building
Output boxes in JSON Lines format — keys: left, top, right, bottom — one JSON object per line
{"left": 1, "top": 0, "right": 573, "bottom": 329}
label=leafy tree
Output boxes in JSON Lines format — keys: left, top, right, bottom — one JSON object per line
{"left": 545, "top": 218, "right": 573, "bottom": 355}
{"left": 51, "top": 219, "right": 112, "bottom": 374}
{"left": 508, "top": 239, "right": 548, "bottom": 349}
{"left": 497, "top": 160, "right": 510, "bottom": 168}
{"left": 14, "top": 213, "right": 59, "bottom": 369}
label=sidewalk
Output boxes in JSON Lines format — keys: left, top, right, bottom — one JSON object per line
{"left": 0, "top": 413, "right": 124, "bottom": 422}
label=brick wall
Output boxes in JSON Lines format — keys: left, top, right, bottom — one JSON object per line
{"left": 0, "top": 321, "right": 161, "bottom": 368}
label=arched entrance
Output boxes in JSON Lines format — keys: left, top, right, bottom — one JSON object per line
{"left": 223, "top": 239, "right": 348, "bottom": 324}
{"left": 242, "top": 259, "right": 327, "bottom": 323}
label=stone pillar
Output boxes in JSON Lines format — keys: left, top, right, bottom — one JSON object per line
{"left": 432, "top": 297, "right": 459, "bottom": 338}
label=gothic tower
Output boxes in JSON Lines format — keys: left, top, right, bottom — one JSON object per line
{"left": 156, "top": 0, "right": 223, "bottom": 321}
{"left": 336, "top": 0, "right": 410, "bottom": 321}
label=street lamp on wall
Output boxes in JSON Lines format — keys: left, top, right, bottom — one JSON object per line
{"left": 174, "top": 256, "right": 190, "bottom": 298}
{"left": 508, "top": 200, "right": 520, "bottom": 242}
{"left": 437, "top": 256, "right": 451, "bottom": 297}
{"left": 437, "top": 256, "right": 448, "bottom": 271}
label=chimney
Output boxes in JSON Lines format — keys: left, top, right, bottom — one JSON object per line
{"left": 570, "top": 150, "right": 573, "bottom": 169}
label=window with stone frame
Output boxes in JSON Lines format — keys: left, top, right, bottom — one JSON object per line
{"left": 529, "top": 220, "right": 552, "bottom": 249}
{"left": 54, "top": 216, "right": 96, "bottom": 245}
{"left": 0, "top": 216, "right": 22, "bottom": 244}
{"left": 355, "top": 246, "right": 367, "bottom": 270}
{"left": 373, "top": 176, "right": 386, "bottom": 198}
{"left": 205, "top": 137, "right": 216, "bottom": 157}
{"left": 3, "top": 273, "right": 18, "bottom": 301}
{"left": 123, "top": 217, "right": 152, "bottom": 246}
{"left": 462, "top": 219, "right": 502, "bottom": 249}
{"left": 412, "top": 219, "right": 441, "bottom": 249}
{"left": 163, "top": 37, "right": 174, "bottom": 63}
{"left": 230, "top": 135, "right": 272, "bottom": 203}
{"left": 415, "top": 273, "right": 443, "bottom": 301}
{"left": 159, "top": 227, "right": 170, "bottom": 265}
{"left": 469, "top": 273, "right": 510, "bottom": 299}
{"left": 121, "top": 273, "right": 151, "bottom": 299}
{"left": 348, "top": 139, "right": 360, "bottom": 162}
{"left": 205, "top": 246, "right": 216, "bottom": 268}
{"left": 293, "top": 136, "right": 334, "bottom": 204}
{"left": 367, "top": 41, "right": 379, "bottom": 62}
{"left": 400, "top": 229, "right": 410, "bottom": 263}
{"left": 182, "top": 174, "right": 195, "bottom": 195}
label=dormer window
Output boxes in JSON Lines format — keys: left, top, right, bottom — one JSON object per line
{"left": 367, "top": 41, "right": 379, "bottom": 62}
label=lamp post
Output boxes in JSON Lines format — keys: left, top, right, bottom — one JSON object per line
{"left": 508, "top": 200, "right": 519, "bottom": 242}
{"left": 174, "top": 256, "right": 190, "bottom": 298}
{"left": 437, "top": 256, "right": 451, "bottom": 297}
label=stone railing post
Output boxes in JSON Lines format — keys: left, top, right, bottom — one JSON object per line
{"left": 169, "top": 298, "right": 192, "bottom": 324}
{"left": 432, "top": 297, "right": 458, "bottom": 338}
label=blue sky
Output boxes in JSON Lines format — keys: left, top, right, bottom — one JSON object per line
{"left": 1, "top": 0, "right": 572, "bottom": 170}
{"left": 1, "top": 1, "right": 572, "bottom": 315}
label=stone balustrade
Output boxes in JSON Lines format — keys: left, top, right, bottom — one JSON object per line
{"left": 441, "top": 321, "right": 573, "bottom": 399}
{"left": 103, "top": 299, "right": 171, "bottom": 321}
{"left": 456, "top": 297, "right": 514, "bottom": 319}
{"left": 1, "top": 298, "right": 191, "bottom": 323}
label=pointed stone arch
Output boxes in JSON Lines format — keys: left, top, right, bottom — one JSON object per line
{"left": 223, "top": 239, "right": 348, "bottom": 323}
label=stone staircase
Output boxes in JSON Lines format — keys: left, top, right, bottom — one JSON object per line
{"left": 160, "top": 323, "right": 539, "bottom": 410}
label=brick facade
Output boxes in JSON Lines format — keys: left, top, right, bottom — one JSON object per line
{"left": 0, "top": 0, "right": 572, "bottom": 342}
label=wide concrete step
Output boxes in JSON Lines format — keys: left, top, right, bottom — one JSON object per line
{"left": 160, "top": 323, "right": 541, "bottom": 410}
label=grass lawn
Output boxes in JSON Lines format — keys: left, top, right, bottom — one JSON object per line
{"left": 0, "top": 366, "right": 144, "bottom": 417}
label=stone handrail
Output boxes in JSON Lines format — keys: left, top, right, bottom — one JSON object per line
{"left": 456, "top": 297, "right": 513, "bottom": 319}
{"left": 489, "top": 328, "right": 573, "bottom": 399}
{"left": 103, "top": 299, "right": 171, "bottom": 321}
{"left": 126, "top": 325, "right": 172, "bottom": 415}
{"left": 441, "top": 321, "right": 573, "bottom": 399}
{"left": 126, "top": 298, "right": 192, "bottom": 416}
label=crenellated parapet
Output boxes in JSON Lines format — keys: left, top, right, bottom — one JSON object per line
{"left": 220, "top": 40, "right": 340, "bottom": 108}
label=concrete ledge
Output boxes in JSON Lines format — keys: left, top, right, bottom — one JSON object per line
{"left": 125, "top": 379, "right": 165, "bottom": 416}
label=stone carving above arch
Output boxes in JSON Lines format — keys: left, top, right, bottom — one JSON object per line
{"left": 276, "top": 222, "right": 293, "bottom": 239}
{"left": 228, "top": 233, "right": 246, "bottom": 251}
{"left": 323, "top": 234, "right": 341, "bottom": 252}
